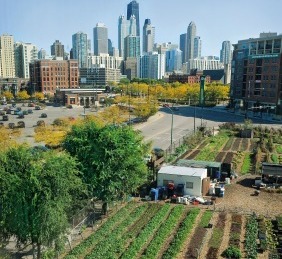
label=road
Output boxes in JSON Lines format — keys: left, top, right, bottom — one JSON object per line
{"left": 1, "top": 103, "right": 281, "bottom": 149}
{"left": 135, "top": 105, "right": 282, "bottom": 150}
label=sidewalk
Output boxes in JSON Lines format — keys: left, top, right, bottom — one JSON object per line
{"left": 133, "top": 112, "right": 164, "bottom": 130}
{"left": 209, "top": 105, "right": 282, "bottom": 123}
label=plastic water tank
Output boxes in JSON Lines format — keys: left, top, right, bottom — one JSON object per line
{"left": 225, "top": 178, "right": 230, "bottom": 184}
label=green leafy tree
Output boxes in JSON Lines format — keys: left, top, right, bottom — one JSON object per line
{"left": 63, "top": 121, "right": 149, "bottom": 202}
{"left": 0, "top": 146, "right": 83, "bottom": 258}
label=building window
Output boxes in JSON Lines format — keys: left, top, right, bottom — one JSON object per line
{"left": 186, "top": 182, "right": 193, "bottom": 189}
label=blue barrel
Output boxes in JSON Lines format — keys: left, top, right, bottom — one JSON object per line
{"left": 214, "top": 171, "right": 221, "bottom": 180}
{"left": 150, "top": 188, "right": 159, "bottom": 201}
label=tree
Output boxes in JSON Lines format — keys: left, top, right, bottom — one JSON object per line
{"left": 0, "top": 146, "right": 83, "bottom": 258}
{"left": 33, "top": 92, "right": 45, "bottom": 101}
{"left": 1, "top": 91, "right": 14, "bottom": 101}
{"left": 16, "top": 90, "right": 30, "bottom": 101}
{"left": 63, "top": 121, "right": 149, "bottom": 202}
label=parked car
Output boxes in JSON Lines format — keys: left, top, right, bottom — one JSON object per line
{"left": 18, "top": 114, "right": 25, "bottom": 119}
{"left": 40, "top": 113, "right": 47, "bottom": 118}
{"left": 27, "top": 109, "right": 33, "bottom": 114}
{"left": 152, "top": 147, "right": 165, "bottom": 158}
{"left": 3, "top": 115, "right": 9, "bottom": 121}
{"left": 23, "top": 110, "right": 28, "bottom": 115}
{"left": 28, "top": 103, "right": 35, "bottom": 107}
{"left": 8, "top": 123, "right": 15, "bottom": 129}
{"left": 35, "top": 106, "right": 41, "bottom": 110}
{"left": 17, "top": 121, "right": 25, "bottom": 128}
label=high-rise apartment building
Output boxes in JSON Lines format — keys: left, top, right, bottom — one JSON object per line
{"left": 185, "top": 21, "right": 196, "bottom": 62}
{"left": 230, "top": 33, "right": 282, "bottom": 113}
{"left": 72, "top": 32, "right": 88, "bottom": 68}
{"left": 127, "top": 0, "right": 140, "bottom": 36}
{"left": 186, "top": 56, "right": 223, "bottom": 73}
{"left": 143, "top": 19, "right": 155, "bottom": 53}
{"left": 220, "top": 40, "right": 232, "bottom": 64}
{"left": 51, "top": 40, "right": 64, "bottom": 59}
{"left": 93, "top": 23, "right": 108, "bottom": 56}
{"left": 0, "top": 34, "right": 15, "bottom": 78}
{"left": 14, "top": 42, "right": 38, "bottom": 79}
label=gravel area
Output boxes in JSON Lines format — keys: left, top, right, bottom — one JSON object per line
{"left": 215, "top": 174, "right": 282, "bottom": 218}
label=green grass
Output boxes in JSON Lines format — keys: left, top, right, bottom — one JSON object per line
{"left": 241, "top": 152, "right": 252, "bottom": 174}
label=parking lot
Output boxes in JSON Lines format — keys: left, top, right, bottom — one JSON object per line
{"left": 0, "top": 103, "right": 96, "bottom": 146}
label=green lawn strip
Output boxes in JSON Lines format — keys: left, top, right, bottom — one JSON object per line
{"left": 121, "top": 203, "right": 172, "bottom": 259}
{"left": 195, "top": 133, "right": 229, "bottom": 161}
{"left": 84, "top": 203, "right": 149, "bottom": 259}
{"left": 162, "top": 208, "right": 200, "bottom": 259}
{"left": 101, "top": 203, "right": 163, "bottom": 258}
{"left": 142, "top": 205, "right": 185, "bottom": 259}
{"left": 241, "top": 152, "right": 252, "bottom": 174}
{"left": 64, "top": 201, "right": 137, "bottom": 259}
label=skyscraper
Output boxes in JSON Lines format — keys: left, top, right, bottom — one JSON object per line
{"left": 179, "top": 33, "right": 186, "bottom": 64}
{"left": 0, "top": 34, "right": 15, "bottom": 78}
{"left": 185, "top": 21, "right": 196, "bottom": 62}
{"left": 93, "top": 23, "right": 108, "bottom": 56}
{"left": 220, "top": 41, "right": 232, "bottom": 64}
{"left": 166, "top": 48, "right": 182, "bottom": 72}
{"left": 143, "top": 19, "right": 155, "bottom": 53}
{"left": 193, "top": 36, "right": 202, "bottom": 59}
{"left": 72, "top": 32, "right": 88, "bottom": 68}
{"left": 127, "top": 0, "right": 140, "bottom": 36}
{"left": 124, "top": 35, "right": 140, "bottom": 59}
{"left": 118, "top": 15, "right": 130, "bottom": 58}
{"left": 51, "top": 40, "right": 64, "bottom": 59}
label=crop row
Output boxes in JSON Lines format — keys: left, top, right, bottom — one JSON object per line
{"left": 245, "top": 214, "right": 258, "bottom": 259}
{"left": 64, "top": 202, "right": 137, "bottom": 259}
{"left": 229, "top": 214, "right": 242, "bottom": 248}
{"left": 241, "top": 138, "right": 249, "bottom": 151}
{"left": 162, "top": 208, "right": 200, "bottom": 259}
{"left": 222, "top": 137, "right": 234, "bottom": 151}
{"left": 231, "top": 138, "right": 241, "bottom": 151}
{"left": 223, "top": 152, "right": 234, "bottom": 164}
{"left": 85, "top": 203, "right": 149, "bottom": 259}
{"left": 121, "top": 203, "right": 172, "bottom": 259}
{"left": 142, "top": 205, "right": 185, "bottom": 259}
{"left": 186, "top": 149, "right": 200, "bottom": 159}
{"left": 206, "top": 212, "right": 226, "bottom": 259}
{"left": 215, "top": 152, "right": 226, "bottom": 162}
{"left": 186, "top": 210, "right": 213, "bottom": 259}
{"left": 103, "top": 203, "right": 163, "bottom": 258}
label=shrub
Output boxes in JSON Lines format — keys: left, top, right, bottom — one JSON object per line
{"left": 222, "top": 246, "right": 241, "bottom": 258}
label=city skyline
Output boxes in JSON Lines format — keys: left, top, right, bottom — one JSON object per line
{"left": 1, "top": 0, "right": 282, "bottom": 57}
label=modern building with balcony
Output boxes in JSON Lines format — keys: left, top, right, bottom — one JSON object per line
{"left": 230, "top": 33, "right": 282, "bottom": 114}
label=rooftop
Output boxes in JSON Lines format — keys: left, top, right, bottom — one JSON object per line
{"left": 158, "top": 165, "right": 207, "bottom": 177}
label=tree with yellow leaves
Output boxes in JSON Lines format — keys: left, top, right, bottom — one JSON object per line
{"left": 0, "top": 126, "right": 21, "bottom": 151}
{"left": 33, "top": 92, "right": 45, "bottom": 101}
{"left": 1, "top": 91, "right": 14, "bottom": 101}
{"left": 16, "top": 90, "right": 30, "bottom": 101}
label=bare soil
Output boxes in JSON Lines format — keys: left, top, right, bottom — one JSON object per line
{"left": 216, "top": 174, "right": 282, "bottom": 218}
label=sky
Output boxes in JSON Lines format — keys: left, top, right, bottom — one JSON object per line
{"left": 1, "top": 0, "right": 282, "bottom": 57}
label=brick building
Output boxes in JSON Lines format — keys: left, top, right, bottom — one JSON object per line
{"left": 29, "top": 59, "right": 79, "bottom": 95}
{"left": 230, "top": 33, "right": 282, "bottom": 113}
{"left": 168, "top": 73, "right": 211, "bottom": 84}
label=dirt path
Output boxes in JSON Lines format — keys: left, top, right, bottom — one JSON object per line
{"left": 240, "top": 215, "right": 246, "bottom": 258}
{"left": 176, "top": 209, "right": 205, "bottom": 259}
{"left": 218, "top": 213, "right": 232, "bottom": 258}
{"left": 198, "top": 212, "right": 219, "bottom": 259}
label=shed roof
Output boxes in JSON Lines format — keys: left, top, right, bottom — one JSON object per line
{"left": 175, "top": 159, "right": 221, "bottom": 168}
{"left": 262, "top": 162, "right": 282, "bottom": 176}
{"left": 158, "top": 165, "right": 207, "bottom": 177}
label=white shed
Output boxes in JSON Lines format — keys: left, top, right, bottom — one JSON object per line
{"left": 157, "top": 165, "right": 208, "bottom": 196}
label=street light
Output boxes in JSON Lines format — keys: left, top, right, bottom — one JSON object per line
{"left": 165, "top": 106, "right": 174, "bottom": 149}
